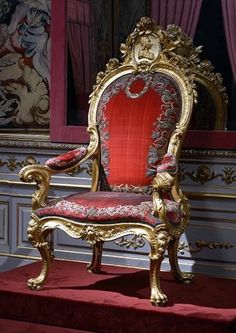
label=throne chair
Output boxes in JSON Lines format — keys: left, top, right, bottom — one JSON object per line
{"left": 20, "top": 17, "right": 198, "bottom": 305}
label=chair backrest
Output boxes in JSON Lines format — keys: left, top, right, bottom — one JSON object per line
{"left": 97, "top": 72, "right": 181, "bottom": 193}
{"left": 87, "top": 18, "right": 196, "bottom": 193}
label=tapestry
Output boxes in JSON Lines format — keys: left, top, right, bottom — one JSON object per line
{"left": 0, "top": 0, "right": 51, "bottom": 129}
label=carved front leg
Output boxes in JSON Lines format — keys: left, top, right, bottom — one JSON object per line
{"left": 149, "top": 229, "right": 170, "bottom": 306}
{"left": 168, "top": 237, "right": 193, "bottom": 284}
{"left": 27, "top": 218, "right": 53, "bottom": 290}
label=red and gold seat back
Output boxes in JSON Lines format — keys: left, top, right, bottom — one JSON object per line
{"left": 97, "top": 73, "right": 181, "bottom": 193}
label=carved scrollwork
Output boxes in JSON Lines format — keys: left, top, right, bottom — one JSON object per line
{"left": 152, "top": 172, "right": 175, "bottom": 222}
{"left": 149, "top": 229, "right": 170, "bottom": 260}
{"left": 67, "top": 160, "right": 92, "bottom": 177}
{"left": 0, "top": 155, "right": 37, "bottom": 171}
{"left": 94, "top": 58, "right": 120, "bottom": 90}
{"left": 19, "top": 164, "right": 51, "bottom": 210}
{"left": 79, "top": 226, "right": 103, "bottom": 245}
{"left": 115, "top": 234, "right": 146, "bottom": 249}
{"left": 221, "top": 167, "right": 236, "bottom": 184}
{"left": 0, "top": 139, "right": 79, "bottom": 151}
{"left": 91, "top": 17, "right": 197, "bottom": 98}
{"left": 64, "top": 223, "right": 130, "bottom": 246}
{"left": 153, "top": 172, "right": 174, "bottom": 192}
{"left": 196, "top": 60, "right": 228, "bottom": 105}
{"left": 179, "top": 164, "right": 236, "bottom": 184}
{"left": 181, "top": 149, "right": 236, "bottom": 160}
{"left": 27, "top": 218, "right": 52, "bottom": 252}
{"left": 178, "top": 240, "right": 234, "bottom": 254}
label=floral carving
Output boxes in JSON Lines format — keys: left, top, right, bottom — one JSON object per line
{"left": 115, "top": 234, "right": 146, "bottom": 249}
{"left": 0, "top": 155, "right": 37, "bottom": 171}
{"left": 178, "top": 240, "right": 234, "bottom": 254}
{"left": 79, "top": 226, "right": 103, "bottom": 245}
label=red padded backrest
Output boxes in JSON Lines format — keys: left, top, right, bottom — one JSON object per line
{"left": 97, "top": 73, "right": 181, "bottom": 193}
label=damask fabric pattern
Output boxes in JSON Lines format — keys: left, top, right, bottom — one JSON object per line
{"left": 45, "top": 147, "right": 87, "bottom": 170}
{"left": 35, "top": 191, "right": 182, "bottom": 226}
{"left": 97, "top": 73, "right": 181, "bottom": 194}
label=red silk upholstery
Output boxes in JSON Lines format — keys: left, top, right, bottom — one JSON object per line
{"left": 36, "top": 192, "right": 182, "bottom": 226}
{"left": 156, "top": 153, "right": 178, "bottom": 174}
{"left": 97, "top": 73, "right": 181, "bottom": 193}
{"left": 45, "top": 147, "right": 87, "bottom": 170}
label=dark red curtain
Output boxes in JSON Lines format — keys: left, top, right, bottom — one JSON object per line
{"left": 151, "top": 0, "right": 203, "bottom": 38}
{"left": 67, "top": 0, "right": 90, "bottom": 94}
{"left": 221, "top": 0, "right": 236, "bottom": 82}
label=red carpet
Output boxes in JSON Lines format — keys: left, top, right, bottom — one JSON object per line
{"left": 0, "top": 260, "right": 236, "bottom": 333}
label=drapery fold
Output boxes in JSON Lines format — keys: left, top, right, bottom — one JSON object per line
{"left": 221, "top": 0, "right": 236, "bottom": 82}
{"left": 67, "top": 0, "right": 90, "bottom": 93}
{"left": 151, "top": 0, "right": 203, "bottom": 38}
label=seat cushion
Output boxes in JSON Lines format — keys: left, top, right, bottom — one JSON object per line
{"left": 35, "top": 192, "right": 182, "bottom": 227}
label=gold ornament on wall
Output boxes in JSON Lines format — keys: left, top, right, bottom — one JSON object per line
{"left": 179, "top": 164, "right": 236, "bottom": 184}
{"left": 178, "top": 240, "right": 234, "bottom": 254}
{"left": 0, "top": 155, "right": 37, "bottom": 171}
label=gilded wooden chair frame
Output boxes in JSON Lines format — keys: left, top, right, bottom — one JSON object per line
{"left": 165, "top": 24, "right": 228, "bottom": 130}
{"left": 192, "top": 65, "right": 228, "bottom": 130}
{"left": 20, "top": 18, "right": 199, "bottom": 305}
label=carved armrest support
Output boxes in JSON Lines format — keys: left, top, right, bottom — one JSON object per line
{"left": 19, "top": 165, "right": 52, "bottom": 211}
{"left": 153, "top": 172, "right": 174, "bottom": 192}
{"left": 152, "top": 172, "right": 175, "bottom": 222}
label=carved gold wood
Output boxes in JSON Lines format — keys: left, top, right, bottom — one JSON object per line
{"left": 116, "top": 236, "right": 234, "bottom": 265}
{"left": 164, "top": 25, "right": 228, "bottom": 129}
{"left": 0, "top": 155, "right": 37, "bottom": 172}
{"left": 178, "top": 240, "right": 234, "bottom": 255}
{"left": 20, "top": 17, "right": 198, "bottom": 306}
{"left": 179, "top": 165, "right": 236, "bottom": 185}
{"left": 193, "top": 61, "right": 228, "bottom": 129}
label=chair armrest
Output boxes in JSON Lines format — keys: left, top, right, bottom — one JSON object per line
{"left": 19, "top": 124, "right": 99, "bottom": 211}
{"left": 45, "top": 147, "right": 87, "bottom": 172}
{"left": 19, "top": 147, "right": 88, "bottom": 211}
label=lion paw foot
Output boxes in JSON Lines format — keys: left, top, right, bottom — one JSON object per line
{"left": 176, "top": 272, "right": 194, "bottom": 284}
{"left": 150, "top": 291, "right": 168, "bottom": 306}
{"left": 27, "top": 278, "right": 44, "bottom": 290}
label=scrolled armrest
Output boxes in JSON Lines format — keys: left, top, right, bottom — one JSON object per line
{"left": 19, "top": 147, "right": 88, "bottom": 211}
{"left": 45, "top": 147, "right": 87, "bottom": 172}
{"left": 19, "top": 164, "right": 51, "bottom": 211}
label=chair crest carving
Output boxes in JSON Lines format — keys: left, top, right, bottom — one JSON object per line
{"left": 93, "top": 17, "right": 227, "bottom": 130}
{"left": 94, "top": 17, "right": 198, "bottom": 91}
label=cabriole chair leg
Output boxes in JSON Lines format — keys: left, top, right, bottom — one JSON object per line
{"left": 168, "top": 237, "right": 193, "bottom": 284}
